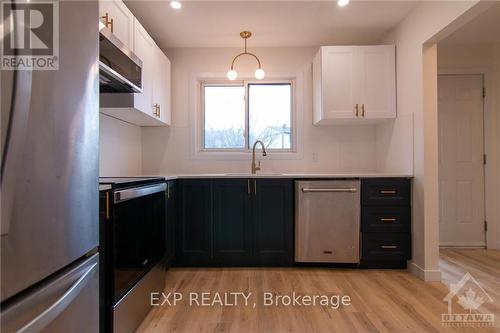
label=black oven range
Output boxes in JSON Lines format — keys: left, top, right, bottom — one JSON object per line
{"left": 99, "top": 177, "right": 166, "bottom": 333}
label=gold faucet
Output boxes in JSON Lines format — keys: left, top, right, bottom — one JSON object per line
{"left": 251, "top": 140, "right": 267, "bottom": 174}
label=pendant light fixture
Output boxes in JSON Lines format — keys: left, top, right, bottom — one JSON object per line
{"left": 227, "top": 31, "right": 265, "bottom": 80}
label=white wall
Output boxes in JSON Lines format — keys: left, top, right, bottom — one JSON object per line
{"left": 99, "top": 114, "right": 142, "bottom": 176}
{"left": 380, "top": 0, "right": 483, "bottom": 280}
{"left": 141, "top": 47, "right": 384, "bottom": 175}
{"left": 437, "top": 43, "right": 500, "bottom": 249}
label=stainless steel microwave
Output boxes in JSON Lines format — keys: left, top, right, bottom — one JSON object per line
{"left": 99, "top": 27, "right": 142, "bottom": 93}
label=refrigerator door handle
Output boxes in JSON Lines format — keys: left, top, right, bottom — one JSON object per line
{"left": 1, "top": 254, "right": 98, "bottom": 333}
{"left": 18, "top": 262, "right": 97, "bottom": 333}
{"left": 0, "top": 70, "right": 33, "bottom": 237}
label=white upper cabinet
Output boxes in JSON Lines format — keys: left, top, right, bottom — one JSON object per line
{"left": 99, "top": 0, "right": 171, "bottom": 126}
{"left": 99, "top": 0, "right": 134, "bottom": 49}
{"left": 313, "top": 45, "right": 396, "bottom": 125}
{"left": 132, "top": 19, "right": 155, "bottom": 118}
{"left": 358, "top": 46, "right": 396, "bottom": 119}
{"left": 153, "top": 47, "right": 172, "bottom": 125}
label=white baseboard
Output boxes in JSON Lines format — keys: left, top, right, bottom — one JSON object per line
{"left": 409, "top": 262, "right": 442, "bottom": 281}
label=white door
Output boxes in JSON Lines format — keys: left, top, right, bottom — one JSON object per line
{"left": 438, "top": 74, "right": 485, "bottom": 247}
{"left": 359, "top": 45, "right": 396, "bottom": 119}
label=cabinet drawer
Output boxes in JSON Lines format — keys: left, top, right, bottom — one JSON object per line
{"left": 362, "top": 233, "right": 410, "bottom": 262}
{"left": 361, "top": 206, "right": 410, "bottom": 233}
{"left": 361, "top": 178, "right": 410, "bottom": 206}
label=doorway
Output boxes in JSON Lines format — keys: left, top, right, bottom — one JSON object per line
{"left": 438, "top": 74, "right": 486, "bottom": 247}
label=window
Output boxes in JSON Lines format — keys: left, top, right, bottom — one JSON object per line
{"left": 202, "top": 81, "right": 293, "bottom": 151}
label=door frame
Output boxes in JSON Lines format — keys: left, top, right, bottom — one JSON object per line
{"left": 438, "top": 67, "right": 496, "bottom": 249}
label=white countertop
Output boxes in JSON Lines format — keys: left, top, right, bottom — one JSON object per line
{"left": 154, "top": 173, "right": 413, "bottom": 180}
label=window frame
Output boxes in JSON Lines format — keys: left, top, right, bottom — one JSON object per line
{"left": 200, "top": 79, "right": 295, "bottom": 153}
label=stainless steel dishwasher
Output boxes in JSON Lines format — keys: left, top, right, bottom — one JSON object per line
{"left": 295, "top": 180, "right": 360, "bottom": 263}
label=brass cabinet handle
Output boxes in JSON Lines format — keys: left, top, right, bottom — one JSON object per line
{"left": 247, "top": 179, "right": 250, "bottom": 195}
{"left": 101, "top": 13, "right": 114, "bottom": 33}
{"left": 380, "top": 190, "right": 397, "bottom": 194}
{"left": 105, "top": 192, "right": 110, "bottom": 220}
{"left": 355, "top": 104, "right": 359, "bottom": 117}
{"left": 254, "top": 180, "right": 257, "bottom": 195}
{"left": 381, "top": 245, "right": 397, "bottom": 249}
{"left": 157, "top": 104, "right": 161, "bottom": 118}
{"left": 380, "top": 218, "right": 397, "bottom": 223}
{"left": 361, "top": 104, "right": 365, "bottom": 117}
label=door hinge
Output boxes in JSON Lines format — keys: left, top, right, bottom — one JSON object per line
{"left": 483, "top": 154, "right": 487, "bottom": 165}
{"left": 483, "top": 87, "right": 486, "bottom": 98}
{"left": 484, "top": 220, "right": 488, "bottom": 232}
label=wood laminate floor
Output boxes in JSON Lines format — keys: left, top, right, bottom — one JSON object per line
{"left": 137, "top": 249, "right": 500, "bottom": 333}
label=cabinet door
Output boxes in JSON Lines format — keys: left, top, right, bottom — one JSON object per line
{"left": 165, "top": 180, "right": 177, "bottom": 266}
{"left": 99, "top": 0, "right": 134, "bottom": 49}
{"left": 177, "top": 180, "right": 212, "bottom": 265}
{"left": 213, "top": 180, "right": 253, "bottom": 265}
{"left": 321, "top": 46, "right": 358, "bottom": 119}
{"left": 358, "top": 45, "right": 396, "bottom": 119}
{"left": 153, "top": 47, "right": 171, "bottom": 125}
{"left": 252, "top": 179, "right": 293, "bottom": 266}
{"left": 132, "top": 19, "right": 155, "bottom": 116}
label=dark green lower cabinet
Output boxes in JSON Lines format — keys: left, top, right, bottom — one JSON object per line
{"left": 165, "top": 180, "right": 177, "bottom": 267}
{"left": 176, "top": 179, "right": 213, "bottom": 266}
{"left": 213, "top": 180, "right": 253, "bottom": 265}
{"left": 253, "top": 179, "right": 293, "bottom": 266}
{"left": 176, "top": 178, "right": 293, "bottom": 267}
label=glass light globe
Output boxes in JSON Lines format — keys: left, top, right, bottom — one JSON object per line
{"left": 227, "top": 70, "right": 238, "bottom": 80}
{"left": 337, "top": 0, "right": 349, "bottom": 6}
{"left": 255, "top": 68, "right": 265, "bottom": 80}
{"left": 170, "top": 1, "right": 182, "bottom": 9}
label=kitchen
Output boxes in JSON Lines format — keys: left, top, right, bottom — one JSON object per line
{"left": 1, "top": 0, "right": 499, "bottom": 332}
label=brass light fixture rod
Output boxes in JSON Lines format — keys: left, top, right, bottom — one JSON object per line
{"left": 230, "top": 31, "right": 262, "bottom": 70}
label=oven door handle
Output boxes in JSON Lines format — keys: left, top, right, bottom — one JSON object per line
{"left": 114, "top": 183, "right": 166, "bottom": 203}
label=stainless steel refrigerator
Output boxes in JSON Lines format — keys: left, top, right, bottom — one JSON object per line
{"left": 1, "top": 1, "right": 99, "bottom": 332}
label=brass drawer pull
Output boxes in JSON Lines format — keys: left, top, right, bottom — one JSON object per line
{"left": 355, "top": 104, "right": 359, "bottom": 117}
{"left": 380, "top": 218, "right": 397, "bottom": 223}
{"left": 381, "top": 245, "right": 397, "bottom": 249}
{"left": 361, "top": 103, "right": 365, "bottom": 117}
{"left": 380, "top": 190, "right": 397, "bottom": 194}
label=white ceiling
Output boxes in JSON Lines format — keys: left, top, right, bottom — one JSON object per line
{"left": 124, "top": 1, "right": 419, "bottom": 49}
{"left": 441, "top": 2, "right": 500, "bottom": 45}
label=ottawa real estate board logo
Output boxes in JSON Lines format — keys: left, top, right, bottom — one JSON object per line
{"left": 442, "top": 272, "right": 495, "bottom": 327}
{"left": 1, "top": 1, "right": 59, "bottom": 70}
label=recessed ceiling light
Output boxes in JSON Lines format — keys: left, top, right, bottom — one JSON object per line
{"left": 170, "top": 1, "right": 182, "bottom": 9}
{"left": 337, "top": 0, "right": 349, "bottom": 7}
